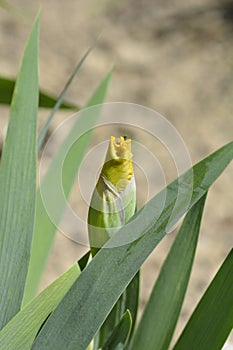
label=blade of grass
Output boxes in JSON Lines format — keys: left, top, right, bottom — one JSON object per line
{"left": 131, "top": 194, "right": 207, "bottom": 350}
{"left": 0, "top": 15, "right": 39, "bottom": 329}
{"left": 0, "top": 263, "right": 80, "bottom": 350}
{"left": 173, "top": 248, "right": 233, "bottom": 350}
{"left": 23, "top": 67, "right": 113, "bottom": 305}
{"left": 102, "top": 310, "right": 132, "bottom": 350}
{"left": 32, "top": 141, "right": 233, "bottom": 350}
{"left": 37, "top": 36, "right": 100, "bottom": 151}
{"left": 0, "top": 77, "right": 77, "bottom": 109}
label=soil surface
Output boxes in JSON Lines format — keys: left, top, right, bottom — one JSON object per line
{"left": 0, "top": 0, "right": 233, "bottom": 346}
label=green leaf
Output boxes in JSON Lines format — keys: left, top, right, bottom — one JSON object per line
{"left": 102, "top": 310, "right": 132, "bottom": 350}
{"left": 124, "top": 271, "right": 139, "bottom": 346}
{"left": 131, "top": 195, "right": 207, "bottom": 350}
{"left": 173, "top": 248, "right": 233, "bottom": 350}
{"left": 0, "top": 263, "right": 80, "bottom": 350}
{"left": 98, "top": 271, "right": 139, "bottom": 349}
{"left": 0, "top": 77, "right": 78, "bottom": 109}
{"left": 23, "top": 67, "right": 113, "bottom": 305}
{"left": 0, "top": 15, "right": 39, "bottom": 329}
{"left": 32, "top": 142, "right": 233, "bottom": 350}
{"left": 37, "top": 37, "right": 99, "bottom": 150}
{"left": 101, "top": 271, "right": 139, "bottom": 350}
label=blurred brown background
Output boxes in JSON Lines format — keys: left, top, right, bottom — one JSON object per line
{"left": 0, "top": 0, "right": 232, "bottom": 346}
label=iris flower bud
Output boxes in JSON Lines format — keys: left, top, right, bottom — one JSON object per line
{"left": 88, "top": 136, "right": 136, "bottom": 256}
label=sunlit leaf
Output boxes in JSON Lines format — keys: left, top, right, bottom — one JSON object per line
{"left": 131, "top": 195, "right": 207, "bottom": 350}
{"left": 0, "top": 15, "right": 39, "bottom": 329}
{"left": 0, "top": 263, "right": 80, "bottom": 349}
{"left": 174, "top": 249, "right": 233, "bottom": 350}
{"left": 23, "top": 67, "right": 113, "bottom": 305}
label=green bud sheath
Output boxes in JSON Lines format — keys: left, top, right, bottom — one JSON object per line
{"left": 88, "top": 136, "right": 136, "bottom": 256}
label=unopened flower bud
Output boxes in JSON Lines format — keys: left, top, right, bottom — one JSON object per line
{"left": 88, "top": 136, "right": 136, "bottom": 256}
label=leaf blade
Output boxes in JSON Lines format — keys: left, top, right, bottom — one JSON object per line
{"left": 173, "top": 248, "right": 233, "bottom": 350}
{"left": 23, "top": 68, "right": 113, "bottom": 305}
{"left": 37, "top": 37, "right": 99, "bottom": 150}
{"left": 0, "top": 15, "right": 39, "bottom": 329}
{"left": 102, "top": 310, "right": 132, "bottom": 350}
{"left": 32, "top": 141, "right": 233, "bottom": 350}
{"left": 0, "top": 263, "right": 80, "bottom": 350}
{"left": 0, "top": 77, "right": 77, "bottom": 109}
{"left": 131, "top": 195, "right": 207, "bottom": 350}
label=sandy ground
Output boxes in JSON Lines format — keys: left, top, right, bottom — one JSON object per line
{"left": 0, "top": 0, "right": 233, "bottom": 346}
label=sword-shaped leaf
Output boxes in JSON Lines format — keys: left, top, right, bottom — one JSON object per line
{"left": 0, "top": 263, "right": 80, "bottom": 350}
{"left": 131, "top": 195, "right": 207, "bottom": 350}
{"left": 173, "top": 249, "right": 233, "bottom": 350}
{"left": 23, "top": 68, "right": 113, "bottom": 305}
{"left": 37, "top": 37, "right": 99, "bottom": 150}
{"left": 0, "top": 77, "right": 77, "bottom": 109}
{"left": 0, "top": 15, "right": 39, "bottom": 329}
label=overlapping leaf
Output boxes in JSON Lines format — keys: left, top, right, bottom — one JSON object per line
{"left": 37, "top": 38, "right": 99, "bottom": 150}
{"left": 174, "top": 249, "right": 233, "bottom": 350}
{"left": 0, "top": 77, "right": 77, "bottom": 109}
{"left": 131, "top": 195, "right": 207, "bottom": 350}
{"left": 23, "top": 68, "right": 113, "bottom": 304}
{"left": 102, "top": 310, "right": 132, "bottom": 350}
{"left": 0, "top": 263, "right": 80, "bottom": 350}
{"left": 32, "top": 142, "right": 233, "bottom": 349}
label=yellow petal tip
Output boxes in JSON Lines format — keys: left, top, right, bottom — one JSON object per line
{"left": 102, "top": 135, "right": 134, "bottom": 192}
{"left": 109, "top": 135, "right": 132, "bottom": 161}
